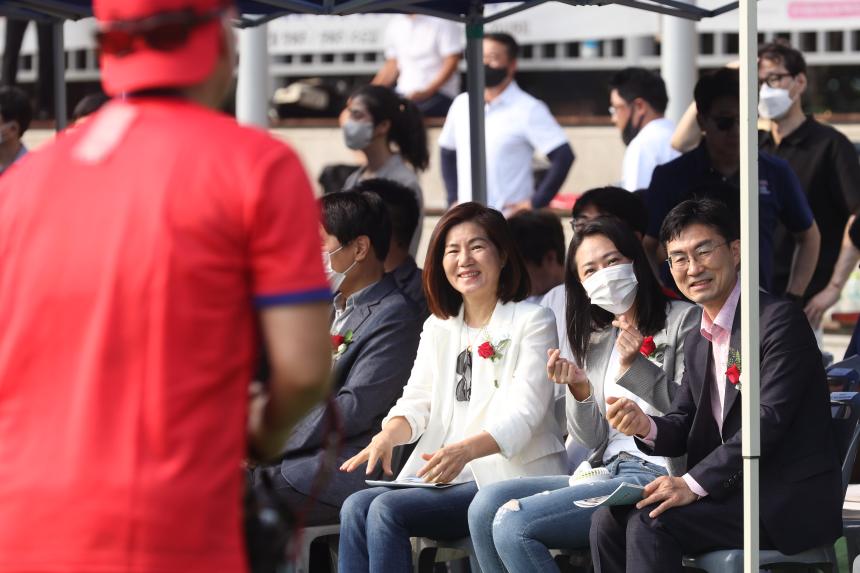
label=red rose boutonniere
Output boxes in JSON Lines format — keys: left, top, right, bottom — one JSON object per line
{"left": 726, "top": 348, "right": 742, "bottom": 390}
{"left": 638, "top": 335, "right": 667, "bottom": 366}
{"left": 477, "top": 338, "right": 511, "bottom": 362}
{"left": 332, "top": 330, "right": 354, "bottom": 359}
{"left": 639, "top": 336, "right": 657, "bottom": 357}
{"left": 475, "top": 333, "right": 511, "bottom": 388}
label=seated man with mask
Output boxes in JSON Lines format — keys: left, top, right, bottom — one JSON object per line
{"left": 254, "top": 190, "right": 424, "bottom": 525}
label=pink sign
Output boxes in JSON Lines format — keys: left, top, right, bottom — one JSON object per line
{"left": 788, "top": 0, "right": 860, "bottom": 18}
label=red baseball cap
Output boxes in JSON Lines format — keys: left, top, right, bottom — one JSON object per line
{"left": 94, "top": 0, "right": 233, "bottom": 96}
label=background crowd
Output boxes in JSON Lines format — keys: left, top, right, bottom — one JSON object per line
{"left": 0, "top": 1, "right": 858, "bottom": 573}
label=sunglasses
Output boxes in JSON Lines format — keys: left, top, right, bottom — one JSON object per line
{"left": 95, "top": 7, "right": 225, "bottom": 57}
{"left": 710, "top": 115, "right": 740, "bottom": 132}
{"left": 455, "top": 348, "right": 472, "bottom": 402}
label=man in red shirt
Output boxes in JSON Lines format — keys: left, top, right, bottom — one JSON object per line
{"left": 0, "top": 0, "right": 332, "bottom": 571}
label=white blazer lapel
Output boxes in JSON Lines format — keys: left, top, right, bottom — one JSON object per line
{"left": 467, "top": 301, "right": 517, "bottom": 426}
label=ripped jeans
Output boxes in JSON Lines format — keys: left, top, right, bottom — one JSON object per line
{"left": 467, "top": 452, "right": 667, "bottom": 573}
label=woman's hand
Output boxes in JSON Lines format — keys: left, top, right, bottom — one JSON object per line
{"left": 613, "top": 315, "right": 644, "bottom": 370}
{"left": 340, "top": 432, "right": 396, "bottom": 476}
{"left": 547, "top": 348, "right": 590, "bottom": 401}
{"left": 416, "top": 442, "right": 473, "bottom": 484}
{"left": 546, "top": 348, "right": 588, "bottom": 386}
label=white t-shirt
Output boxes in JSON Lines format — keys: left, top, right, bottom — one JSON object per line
{"left": 620, "top": 117, "right": 680, "bottom": 191}
{"left": 438, "top": 82, "right": 569, "bottom": 211}
{"left": 602, "top": 340, "right": 666, "bottom": 467}
{"left": 384, "top": 15, "right": 464, "bottom": 100}
{"left": 434, "top": 325, "right": 481, "bottom": 483}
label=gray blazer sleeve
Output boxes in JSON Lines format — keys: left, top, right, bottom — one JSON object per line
{"left": 565, "top": 330, "right": 612, "bottom": 450}
{"left": 566, "top": 389, "right": 607, "bottom": 450}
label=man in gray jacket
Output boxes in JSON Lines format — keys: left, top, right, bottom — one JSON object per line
{"left": 256, "top": 190, "right": 424, "bottom": 525}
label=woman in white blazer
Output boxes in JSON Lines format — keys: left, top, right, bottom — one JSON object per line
{"left": 468, "top": 216, "right": 700, "bottom": 573}
{"left": 338, "top": 202, "right": 566, "bottom": 573}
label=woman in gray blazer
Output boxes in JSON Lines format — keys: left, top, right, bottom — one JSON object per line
{"left": 468, "top": 217, "right": 700, "bottom": 573}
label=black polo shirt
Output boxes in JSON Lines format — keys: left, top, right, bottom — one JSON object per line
{"left": 646, "top": 142, "right": 814, "bottom": 291}
{"left": 760, "top": 116, "right": 860, "bottom": 298}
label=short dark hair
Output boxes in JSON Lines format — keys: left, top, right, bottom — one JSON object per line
{"left": 694, "top": 68, "right": 739, "bottom": 116}
{"left": 609, "top": 67, "right": 669, "bottom": 114}
{"left": 423, "top": 202, "right": 529, "bottom": 319}
{"left": 508, "top": 210, "right": 565, "bottom": 266}
{"left": 0, "top": 86, "right": 32, "bottom": 134}
{"left": 572, "top": 186, "right": 648, "bottom": 237}
{"left": 353, "top": 178, "right": 420, "bottom": 251}
{"left": 72, "top": 92, "right": 110, "bottom": 121}
{"left": 659, "top": 198, "right": 739, "bottom": 247}
{"left": 484, "top": 32, "right": 519, "bottom": 61}
{"left": 565, "top": 217, "right": 669, "bottom": 365}
{"left": 320, "top": 190, "right": 392, "bottom": 262}
{"left": 759, "top": 40, "right": 807, "bottom": 76}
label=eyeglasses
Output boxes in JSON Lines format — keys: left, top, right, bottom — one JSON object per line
{"left": 759, "top": 72, "right": 795, "bottom": 88}
{"left": 455, "top": 348, "right": 472, "bottom": 402}
{"left": 95, "top": 7, "right": 226, "bottom": 57}
{"left": 709, "top": 115, "right": 740, "bottom": 132}
{"left": 666, "top": 241, "right": 729, "bottom": 270}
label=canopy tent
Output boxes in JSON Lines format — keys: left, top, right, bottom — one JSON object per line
{"left": 3, "top": 1, "right": 765, "bottom": 570}
{"left": 1, "top": 0, "right": 739, "bottom": 24}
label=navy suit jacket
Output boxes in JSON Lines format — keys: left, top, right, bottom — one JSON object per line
{"left": 278, "top": 274, "right": 424, "bottom": 507}
{"left": 639, "top": 292, "right": 842, "bottom": 554}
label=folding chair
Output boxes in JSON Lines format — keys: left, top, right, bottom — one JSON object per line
{"left": 683, "top": 391, "right": 860, "bottom": 573}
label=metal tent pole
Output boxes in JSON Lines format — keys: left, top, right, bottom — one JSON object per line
{"left": 236, "top": 22, "right": 269, "bottom": 127}
{"left": 464, "top": 4, "right": 486, "bottom": 206}
{"left": 52, "top": 21, "right": 66, "bottom": 131}
{"left": 660, "top": 10, "right": 697, "bottom": 124}
{"left": 739, "top": 0, "right": 760, "bottom": 567}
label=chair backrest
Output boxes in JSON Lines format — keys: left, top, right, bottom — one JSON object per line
{"left": 830, "top": 391, "right": 860, "bottom": 495}
{"left": 827, "top": 355, "right": 860, "bottom": 392}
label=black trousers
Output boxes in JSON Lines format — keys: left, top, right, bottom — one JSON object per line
{"left": 254, "top": 465, "right": 341, "bottom": 526}
{"left": 589, "top": 490, "right": 775, "bottom": 573}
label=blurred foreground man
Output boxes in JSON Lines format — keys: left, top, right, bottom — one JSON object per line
{"left": 0, "top": 0, "right": 332, "bottom": 571}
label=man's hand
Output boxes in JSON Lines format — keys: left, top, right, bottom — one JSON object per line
{"left": 340, "top": 432, "right": 396, "bottom": 476}
{"left": 804, "top": 284, "right": 840, "bottom": 329}
{"left": 605, "top": 396, "right": 651, "bottom": 437}
{"left": 502, "top": 200, "right": 532, "bottom": 218}
{"left": 416, "top": 442, "right": 473, "bottom": 484}
{"left": 636, "top": 476, "right": 698, "bottom": 518}
{"left": 613, "top": 315, "right": 644, "bottom": 370}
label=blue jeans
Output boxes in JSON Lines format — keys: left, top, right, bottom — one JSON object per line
{"left": 338, "top": 482, "right": 479, "bottom": 573}
{"left": 467, "top": 453, "right": 667, "bottom": 573}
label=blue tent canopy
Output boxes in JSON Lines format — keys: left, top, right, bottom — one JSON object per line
{"left": 2, "top": 0, "right": 738, "bottom": 26}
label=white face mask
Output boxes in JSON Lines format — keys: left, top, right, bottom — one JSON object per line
{"left": 322, "top": 245, "right": 357, "bottom": 293}
{"left": 582, "top": 263, "right": 639, "bottom": 316}
{"left": 758, "top": 84, "right": 794, "bottom": 120}
{"left": 342, "top": 120, "right": 375, "bottom": 151}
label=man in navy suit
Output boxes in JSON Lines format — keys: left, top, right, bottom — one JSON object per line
{"left": 590, "top": 198, "right": 841, "bottom": 572}
{"left": 256, "top": 191, "right": 424, "bottom": 525}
